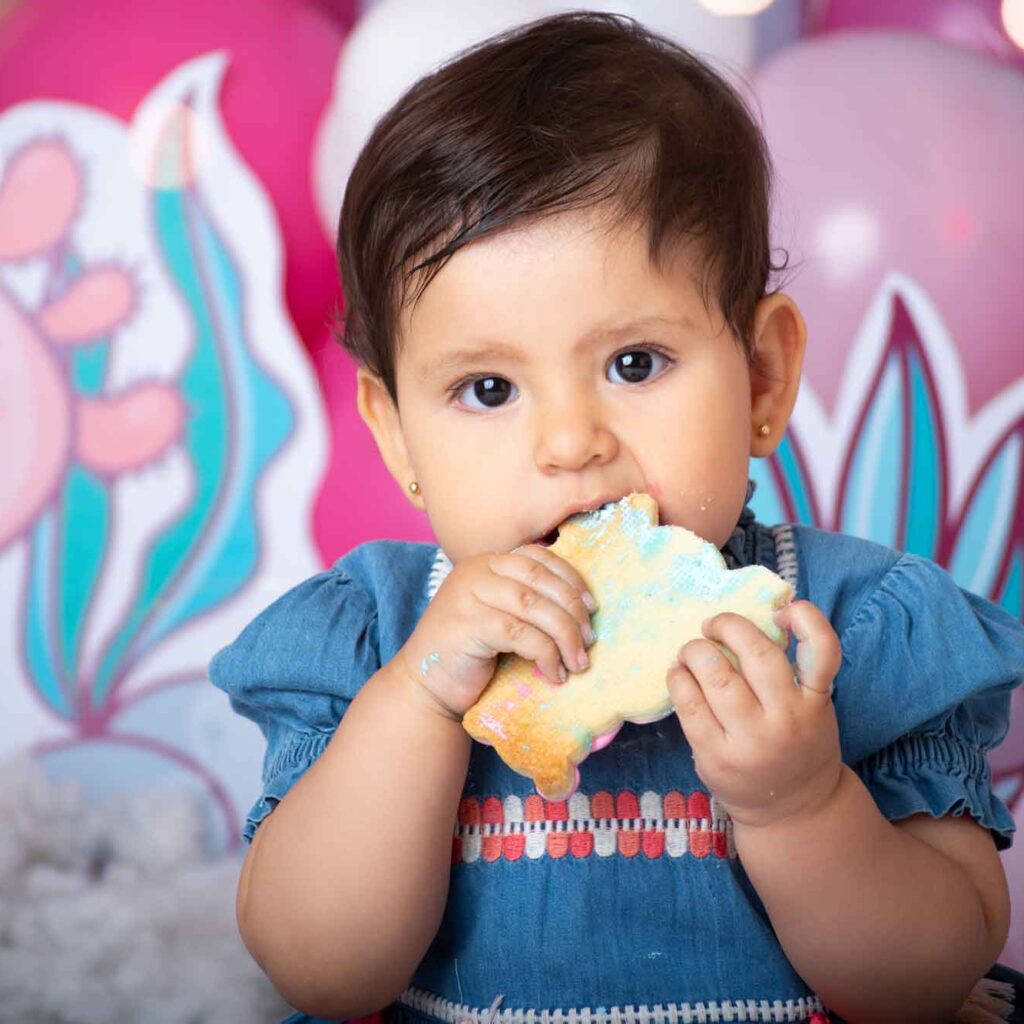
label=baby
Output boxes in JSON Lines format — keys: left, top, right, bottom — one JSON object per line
{"left": 210, "top": 12, "right": 1024, "bottom": 1024}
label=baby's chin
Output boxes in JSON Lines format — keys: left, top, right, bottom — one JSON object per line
{"left": 438, "top": 536, "right": 563, "bottom": 565}
{"left": 436, "top": 535, "right": 523, "bottom": 564}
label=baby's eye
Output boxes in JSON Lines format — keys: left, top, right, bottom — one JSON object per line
{"left": 455, "top": 376, "right": 518, "bottom": 410}
{"left": 451, "top": 347, "right": 670, "bottom": 407}
{"left": 607, "top": 347, "right": 670, "bottom": 385}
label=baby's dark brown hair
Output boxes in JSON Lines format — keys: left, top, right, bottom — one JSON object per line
{"left": 335, "top": 11, "right": 786, "bottom": 404}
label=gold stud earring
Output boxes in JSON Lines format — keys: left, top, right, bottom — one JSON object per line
{"left": 408, "top": 481, "right": 420, "bottom": 495}
{"left": 758, "top": 423, "right": 771, "bottom": 437}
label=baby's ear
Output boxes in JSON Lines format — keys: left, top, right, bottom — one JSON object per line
{"left": 748, "top": 293, "right": 806, "bottom": 457}
{"left": 355, "top": 368, "right": 423, "bottom": 508}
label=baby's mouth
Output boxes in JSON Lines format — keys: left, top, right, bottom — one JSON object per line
{"left": 524, "top": 491, "right": 629, "bottom": 551}
{"left": 523, "top": 525, "right": 561, "bottom": 549}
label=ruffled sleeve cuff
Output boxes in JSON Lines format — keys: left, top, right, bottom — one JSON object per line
{"left": 208, "top": 563, "right": 383, "bottom": 844}
{"left": 242, "top": 727, "right": 335, "bottom": 842}
{"left": 853, "top": 727, "right": 1015, "bottom": 852}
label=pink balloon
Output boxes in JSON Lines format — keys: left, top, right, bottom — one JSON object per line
{"left": 808, "top": 0, "right": 1024, "bottom": 68}
{"left": 755, "top": 31, "right": 1024, "bottom": 414}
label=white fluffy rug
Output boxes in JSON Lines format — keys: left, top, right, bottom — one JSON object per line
{"left": 1, "top": 756, "right": 1014, "bottom": 1024}
{"left": 0, "top": 757, "right": 291, "bottom": 1023}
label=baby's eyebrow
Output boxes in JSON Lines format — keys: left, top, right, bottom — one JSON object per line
{"left": 422, "top": 313, "right": 694, "bottom": 379}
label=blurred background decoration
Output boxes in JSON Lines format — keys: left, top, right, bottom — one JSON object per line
{"left": 0, "top": 0, "right": 1022, "bottom": 1018}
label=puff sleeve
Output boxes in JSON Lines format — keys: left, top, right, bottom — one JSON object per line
{"left": 208, "top": 566, "right": 380, "bottom": 842}
{"left": 830, "top": 551, "right": 1024, "bottom": 851}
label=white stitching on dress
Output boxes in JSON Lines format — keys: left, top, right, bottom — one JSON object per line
{"left": 428, "top": 547, "right": 454, "bottom": 601}
{"left": 771, "top": 525, "right": 799, "bottom": 590}
{"left": 459, "top": 994, "right": 504, "bottom": 1024}
{"left": 400, "top": 987, "right": 826, "bottom": 1024}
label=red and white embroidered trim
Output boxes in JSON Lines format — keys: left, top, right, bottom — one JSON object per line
{"left": 452, "top": 789, "right": 734, "bottom": 864}
{"left": 399, "top": 986, "right": 830, "bottom": 1023}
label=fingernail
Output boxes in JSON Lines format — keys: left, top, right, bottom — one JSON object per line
{"left": 583, "top": 592, "right": 597, "bottom": 612}
{"left": 558, "top": 664, "right": 568, "bottom": 683}
{"left": 576, "top": 649, "right": 589, "bottom": 671}
{"left": 583, "top": 623, "right": 595, "bottom": 646}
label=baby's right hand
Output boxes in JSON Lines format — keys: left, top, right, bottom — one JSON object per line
{"left": 395, "top": 545, "right": 598, "bottom": 720}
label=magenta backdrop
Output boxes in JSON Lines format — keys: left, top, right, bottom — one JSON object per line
{"left": 757, "top": 29, "right": 1024, "bottom": 417}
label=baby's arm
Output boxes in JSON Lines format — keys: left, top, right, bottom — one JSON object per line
{"left": 235, "top": 545, "right": 595, "bottom": 1019}
{"left": 236, "top": 661, "right": 471, "bottom": 1018}
{"left": 670, "top": 602, "right": 1010, "bottom": 1023}
{"left": 735, "top": 764, "right": 1008, "bottom": 1023}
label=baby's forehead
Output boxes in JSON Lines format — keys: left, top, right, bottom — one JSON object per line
{"left": 397, "top": 226, "right": 717, "bottom": 368}
{"left": 402, "top": 207, "right": 705, "bottom": 309}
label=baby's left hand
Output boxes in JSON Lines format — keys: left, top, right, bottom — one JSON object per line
{"left": 666, "top": 601, "right": 843, "bottom": 830}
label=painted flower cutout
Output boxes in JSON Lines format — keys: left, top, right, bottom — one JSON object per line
{"left": 0, "top": 139, "right": 184, "bottom": 553}
{"left": 1, "top": 54, "right": 325, "bottom": 852}
{"left": 750, "top": 273, "right": 1024, "bottom": 810}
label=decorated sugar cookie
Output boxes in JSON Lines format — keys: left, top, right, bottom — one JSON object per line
{"left": 462, "top": 493, "right": 794, "bottom": 799}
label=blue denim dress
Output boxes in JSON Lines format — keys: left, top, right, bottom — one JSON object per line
{"left": 210, "top": 497, "right": 1023, "bottom": 1024}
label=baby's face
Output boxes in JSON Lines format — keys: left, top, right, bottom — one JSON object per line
{"left": 392, "top": 209, "right": 756, "bottom": 562}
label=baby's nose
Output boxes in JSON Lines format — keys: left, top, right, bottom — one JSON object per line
{"left": 533, "top": 392, "right": 618, "bottom": 471}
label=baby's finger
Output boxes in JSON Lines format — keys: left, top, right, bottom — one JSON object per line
{"left": 489, "top": 549, "right": 596, "bottom": 634}
{"left": 677, "top": 635, "right": 761, "bottom": 722}
{"left": 507, "top": 544, "right": 597, "bottom": 612}
{"left": 468, "top": 595, "right": 569, "bottom": 684}
{"left": 773, "top": 601, "right": 841, "bottom": 698}
{"left": 473, "top": 571, "right": 591, "bottom": 677}
{"left": 700, "top": 612, "right": 790, "bottom": 707}
{"left": 666, "top": 660, "right": 725, "bottom": 748}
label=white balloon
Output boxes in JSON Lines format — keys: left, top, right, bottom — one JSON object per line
{"left": 313, "top": 0, "right": 802, "bottom": 242}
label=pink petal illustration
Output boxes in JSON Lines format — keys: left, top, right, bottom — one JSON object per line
{"left": 74, "top": 385, "right": 185, "bottom": 475}
{"left": 0, "top": 297, "right": 71, "bottom": 549}
{"left": 0, "top": 140, "right": 81, "bottom": 259}
{"left": 38, "top": 267, "right": 135, "bottom": 343}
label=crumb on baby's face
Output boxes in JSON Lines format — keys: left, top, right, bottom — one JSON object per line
{"left": 373, "top": 207, "right": 800, "bottom": 562}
